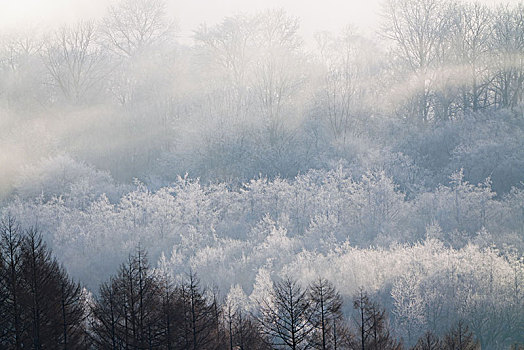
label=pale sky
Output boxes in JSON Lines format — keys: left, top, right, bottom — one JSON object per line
{"left": 0, "top": 0, "right": 520, "bottom": 43}
{"left": 0, "top": 0, "right": 383, "bottom": 43}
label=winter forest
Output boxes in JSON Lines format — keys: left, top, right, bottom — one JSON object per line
{"left": 0, "top": 0, "right": 523, "bottom": 348}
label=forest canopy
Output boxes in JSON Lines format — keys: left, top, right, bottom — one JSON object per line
{"left": 0, "top": 0, "right": 523, "bottom": 348}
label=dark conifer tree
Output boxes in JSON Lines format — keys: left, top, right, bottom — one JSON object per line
{"left": 177, "top": 272, "right": 220, "bottom": 350}
{"left": 411, "top": 331, "right": 443, "bottom": 350}
{"left": 443, "top": 321, "right": 480, "bottom": 350}
{"left": 223, "top": 300, "right": 270, "bottom": 350}
{"left": 0, "top": 218, "right": 88, "bottom": 350}
{"left": 308, "top": 278, "right": 343, "bottom": 350}
{"left": 156, "top": 269, "right": 180, "bottom": 350}
{"left": 233, "top": 312, "right": 270, "bottom": 350}
{"left": 0, "top": 216, "right": 24, "bottom": 350}
{"left": 90, "top": 278, "right": 123, "bottom": 349}
{"left": 258, "top": 277, "right": 315, "bottom": 350}
{"left": 352, "top": 289, "right": 401, "bottom": 350}
{"left": 19, "top": 227, "right": 88, "bottom": 349}
{"left": 91, "top": 247, "right": 164, "bottom": 349}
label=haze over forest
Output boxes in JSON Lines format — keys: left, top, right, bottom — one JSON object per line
{"left": 0, "top": 0, "right": 523, "bottom": 349}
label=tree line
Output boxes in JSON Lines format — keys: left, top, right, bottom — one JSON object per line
{"left": 2, "top": 217, "right": 509, "bottom": 349}
{"left": 1, "top": 0, "right": 523, "bottom": 195}
{"left": 381, "top": 0, "right": 523, "bottom": 122}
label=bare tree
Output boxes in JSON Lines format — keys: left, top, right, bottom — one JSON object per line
{"left": 381, "top": 0, "right": 453, "bottom": 122}
{"left": 491, "top": 3, "right": 524, "bottom": 110}
{"left": 450, "top": 2, "right": 493, "bottom": 113}
{"left": 194, "top": 14, "right": 258, "bottom": 121}
{"left": 41, "top": 20, "right": 106, "bottom": 104}
{"left": 0, "top": 29, "right": 46, "bottom": 110}
{"left": 100, "top": 0, "right": 174, "bottom": 58}
{"left": 252, "top": 9, "right": 306, "bottom": 144}
{"left": 316, "top": 28, "right": 373, "bottom": 143}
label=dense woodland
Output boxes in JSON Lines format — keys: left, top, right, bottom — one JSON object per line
{"left": 0, "top": 0, "right": 523, "bottom": 348}
{"left": 1, "top": 222, "right": 516, "bottom": 349}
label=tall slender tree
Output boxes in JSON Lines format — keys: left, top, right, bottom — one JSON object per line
{"left": 308, "top": 278, "right": 343, "bottom": 350}
{"left": 258, "top": 277, "right": 315, "bottom": 350}
{"left": 352, "top": 289, "right": 401, "bottom": 350}
{"left": 0, "top": 216, "right": 24, "bottom": 350}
